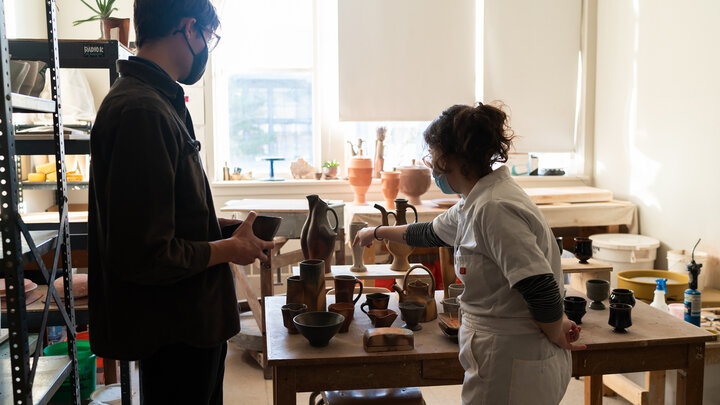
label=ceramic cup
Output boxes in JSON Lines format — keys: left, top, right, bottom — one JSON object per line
{"left": 281, "top": 303, "right": 307, "bottom": 334}
{"left": 608, "top": 303, "right": 633, "bottom": 332}
{"left": 574, "top": 237, "right": 593, "bottom": 264}
{"left": 447, "top": 283, "right": 465, "bottom": 299}
{"left": 328, "top": 302, "right": 355, "bottom": 333}
{"left": 333, "top": 275, "right": 363, "bottom": 304}
{"left": 399, "top": 301, "right": 426, "bottom": 331}
{"left": 367, "top": 309, "right": 398, "bottom": 327}
{"left": 564, "top": 296, "right": 587, "bottom": 325}
{"left": 442, "top": 297, "right": 460, "bottom": 317}
{"left": 610, "top": 288, "right": 636, "bottom": 307}
{"left": 586, "top": 279, "right": 610, "bottom": 310}
{"left": 360, "top": 293, "right": 390, "bottom": 314}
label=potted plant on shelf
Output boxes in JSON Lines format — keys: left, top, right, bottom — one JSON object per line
{"left": 322, "top": 160, "right": 339, "bottom": 179}
{"left": 73, "top": 0, "right": 130, "bottom": 47}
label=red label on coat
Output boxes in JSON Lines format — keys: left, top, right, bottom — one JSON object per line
{"left": 459, "top": 267, "right": 466, "bottom": 275}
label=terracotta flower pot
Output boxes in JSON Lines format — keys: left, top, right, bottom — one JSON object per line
{"left": 101, "top": 18, "right": 130, "bottom": 47}
{"left": 380, "top": 171, "right": 400, "bottom": 209}
{"left": 398, "top": 161, "right": 431, "bottom": 206}
{"left": 347, "top": 157, "right": 373, "bottom": 205}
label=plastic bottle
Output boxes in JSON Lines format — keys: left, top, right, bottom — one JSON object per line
{"left": 650, "top": 278, "right": 669, "bottom": 312}
{"left": 684, "top": 239, "right": 703, "bottom": 326}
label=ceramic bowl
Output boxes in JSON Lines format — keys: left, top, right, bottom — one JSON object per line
{"left": 367, "top": 309, "right": 398, "bottom": 327}
{"left": 293, "top": 311, "right": 345, "bottom": 347}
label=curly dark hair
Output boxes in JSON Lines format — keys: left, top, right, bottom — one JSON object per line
{"left": 134, "top": 0, "right": 220, "bottom": 47}
{"left": 423, "top": 102, "right": 514, "bottom": 179}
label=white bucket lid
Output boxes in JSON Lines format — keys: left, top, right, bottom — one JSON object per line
{"left": 589, "top": 233, "right": 660, "bottom": 251}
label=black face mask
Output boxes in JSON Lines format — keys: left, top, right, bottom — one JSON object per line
{"left": 176, "top": 27, "right": 208, "bottom": 85}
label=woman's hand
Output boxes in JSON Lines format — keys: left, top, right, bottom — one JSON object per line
{"left": 537, "top": 316, "right": 586, "bottom": 351}
{"left": 353, "top": 227, "right": 375, "bottom": 248}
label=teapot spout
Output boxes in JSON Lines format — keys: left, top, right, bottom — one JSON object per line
{"left": 392, "top": 283, "right": 404, "bottom": 296}
{"left": 374, "top": 203, "right": 391, "bottom": 226}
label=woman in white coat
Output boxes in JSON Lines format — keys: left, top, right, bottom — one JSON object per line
{"left": 354, "top": 103, "right": 586, "bottom": 404}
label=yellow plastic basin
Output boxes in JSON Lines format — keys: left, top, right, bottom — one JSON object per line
{"left": 616, "top": 270, "right": 689, "bottom": 302}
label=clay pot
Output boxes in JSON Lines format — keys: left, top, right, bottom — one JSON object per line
{"left": 387, "top": 241, "right": 414, "bottom": 271}
{"left": 586, "top": 279, "right": 610, "bottom": 310}
{"left": 360, "top": 293, "right": 390, "bottom": 314}
{"left": 608, "top": 303, "right": 632, "bottom": 333}
{"left": 610, "top": 288, "right": 636, "bottom": 307}
{"left": 447, "top": 284, "right": 465, "bottom": 299}
{"left": 328, "top": 303, "right": 355, "bottom": 333}
{"left": 563, "top": 296, "right": 587, "bottom": 325}
{"left": 100, "top": 18, "right": 130, "bottom": 47}
{"left": 286, "top": 275, "right": 305, "bottom": 305}
{"left": 380, "top": 171, "right": 400, "bottom": 209}
{"left": 398, "top": 160, "right": 431, "bottom": 205}
{"left": 348, "top": 222, "right": 368, "bottom": 272}
{"left": 399, "top": 301, "right": 426, "bottom": 331}
{"left": 301, "top": 195, "right": 339, "bottom": 273}
{"left": 347, "top": 157, "right": 373, "bottom": 205}
{"left": 574, "top": 237, "right": 593, "bottom": 264}
{"left": 442, "top": 297, "right": 460, "bottom": 317}
{"left": 293, "top": 311, "right": 345, "bottom": 347}
{"left": 299, "top": 259, "right": 327, "bottom": 312}
{"left": 281, "top": 303, "right": 307, "bottom": 334}
{"left": 367, "top": 309, "right": 398, "bottom": 328}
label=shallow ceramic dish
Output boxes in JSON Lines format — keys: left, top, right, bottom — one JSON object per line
{"left": 438, "top": 323, "right": 459, "bottom": 343}
{"left": 617, "top": 270, "right": 689, "bottom": 301}
{"left": 293, "top": 311, "right": 344, "bottom": 347}
{"left": 431, "top": 198, "right": 460, "bottom": 208}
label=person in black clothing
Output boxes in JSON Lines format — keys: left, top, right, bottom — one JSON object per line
{"left": 88, "top": 1, "right": 273, "bottom": 403}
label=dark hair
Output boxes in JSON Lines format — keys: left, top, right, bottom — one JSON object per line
{"left": 134, "top": 0, "right": 220, "bottom": 47}
{"left": 423, "top": 102, "right": 514, "bottom": 178}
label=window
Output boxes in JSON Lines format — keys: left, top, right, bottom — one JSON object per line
{"left": 213, "top": 0, "right": 316, "bottom": 179}
{"left": 344, "top": 122, "right": 430, "bottom": 171}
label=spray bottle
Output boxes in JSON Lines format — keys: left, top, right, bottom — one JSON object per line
{"left": 684, "top": 239, "right": 703, "bottom": 326}
{"left": 650, "top": 278, "right": 669, "bottom": 312}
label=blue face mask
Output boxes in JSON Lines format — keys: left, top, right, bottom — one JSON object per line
{"left": 433, "top": 171, "right": 457, "bottom": 194}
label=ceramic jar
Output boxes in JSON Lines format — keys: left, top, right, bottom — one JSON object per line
{"left": 380, "top": 171, "right": 400, "bottom": 209}
{"left": 301, "top": 194, "right": 339, "bottom": 273}
{"left": 398, "top": 160, "right": 431, "bottom": 205}
{"left": 347, "top": 157, "right": 373, "bottom": 205}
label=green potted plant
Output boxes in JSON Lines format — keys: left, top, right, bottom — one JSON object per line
{"left": 73, "top": 0, "right": 130, "bottom": 47}
{"left": 322, "top": 160, "right": 339, "bottom": 178}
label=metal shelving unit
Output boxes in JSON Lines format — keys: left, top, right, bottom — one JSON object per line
{"left": 0, "top": 0, "right": 80, "bottom": 403}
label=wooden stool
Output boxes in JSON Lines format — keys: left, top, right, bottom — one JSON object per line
{"left": 310, "top": 388, "right": 425, "bottom": 405}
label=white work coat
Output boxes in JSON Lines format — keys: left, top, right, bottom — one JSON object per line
{"left": 433, "top": 166, "right": 571, "bottom": 405}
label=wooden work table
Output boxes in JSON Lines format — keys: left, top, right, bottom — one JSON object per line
{"left": 266, "top": 288, "right": 716, "bottom": 405}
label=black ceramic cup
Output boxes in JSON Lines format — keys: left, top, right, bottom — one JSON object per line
{"left": 586, "top": 279, "right": 610, "bottom": 310}
{"left": 610, "top": 288, "right": 636, "bottom": 307}
{"left": 360, "top": 293, "right": 390, "bottom": 314}
{"left": 608, "top": 303, "right": 633, "bottom": 332}
{"left": 222, "top": 215, "right": 282, "bottom": 242}
{"left": 563, "top": 296, "right": 587, "bottom": 324}
{"left": 573, "top": 237, "right": 593, "bottom": 264}
{"left": 555, "top": 236, "right": 564, "bottom": 254}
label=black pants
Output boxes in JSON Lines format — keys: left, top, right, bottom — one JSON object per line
{"left": 140, "top": 341, "right": 227, "bottom": 405}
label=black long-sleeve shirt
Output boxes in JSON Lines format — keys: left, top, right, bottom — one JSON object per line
{"left": 88, "top": 57, "right": 239, "bottom": 360}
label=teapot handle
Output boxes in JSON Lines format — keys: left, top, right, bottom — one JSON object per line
{"left": 387, "top": 212, "right": 397, "bottom": 226}
{"left": 402, "top": 264, "right": 436, "bottom": 294}
{"left": 327, "top": 206, "right": 339, "bottom": 232}
{"left": 407, "top": 203, "right": 419, "bottom": 223}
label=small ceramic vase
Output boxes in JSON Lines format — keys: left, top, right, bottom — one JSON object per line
{"left": 281, "top": 303, "right": 307, "bottom": 334}
{"left": 348, "top": 222, "right": 368, "bottom": 272}
{"left": 328, "top": 303, "right": 355, "bottom": 333}
{"left": 399, "top": 301, "right": 426, "bottom": 331}
{"left": 347, "top": 157, "right": 373, "bottom": 205}
{"left": 608, "top": 303, "right": 633, "bottom": 332}
{"left": 586, "top": 279, "right": 610, "bottom": 310}
{"left": 381, "top": 171, "right": 400, "bottom": 209}
{"left": 360, "top": 293, "right": 390, "bottom": 314}
{"left": 398, "top": 160, "right": 431, "bottom": 205}
{"left": 563, "top": 296, "right": 587, "bottom": 325}
{"left": 610, "top": 288, "right": 636, "bottom": 307}
{"left": 299, "top": 259, "right": 327, "bottom": 312}
{"left": 574, "top": 237, "right": 593, "bottom": 264}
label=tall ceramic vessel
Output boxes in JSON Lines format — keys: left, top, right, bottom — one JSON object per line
{"left": 349, "top": 221, "right": 368, "bottom": 272}
{"left": 398, "top": 160, "right": 431, "bottom": 205}
{"left": 381, "top": 171, "right": 400, "bottom": 209}
{"left": 301, "top": 194, "right": 339, "bottom": 273}
{"left": 299, "top": 259, "right": 326, "bottom": 311}
{"left": 347, "top": 157, "right": 373, "bottom": 205}
{"left": 375, "top": 199, "right": 418, "bottom": 271}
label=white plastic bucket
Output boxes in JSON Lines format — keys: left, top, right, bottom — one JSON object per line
{"left": 589, "top": 233, "right": 660, "bottom": 288}
{"left": 667, "top": 249, "right": 707, "bottom": 273}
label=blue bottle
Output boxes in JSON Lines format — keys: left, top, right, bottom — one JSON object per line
{"left": 684, "top": 239, "right": 702, "bottom": 327}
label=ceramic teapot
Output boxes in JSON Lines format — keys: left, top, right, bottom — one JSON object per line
{"left": 392, "top": 265, "right": 437, "bottom": 322}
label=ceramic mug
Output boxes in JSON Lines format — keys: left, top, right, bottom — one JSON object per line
{"left": 328, "top": 303, "right": 355, "bottom": 333}
{"left": 360, "top": 293, "right": 390, "bottom": 314}
{"left": 586, "top": 279, "right": 610, "bottom": 310}
{"left": 447, "top": 283, "right": 465, "bottom": 299}
{"left": 333, "top": 275, "right": 363, "bottom": 304}
{"left": 574, "top": 237, "right": 593, "bottom": 264}
{"left": 563, "top": 296, "right": 587, "bottom": 325}
{"left": 610, "top": 288, "right": 636, "bottom": 307}
{"left": 281, "top": 303, "right": 307, "bottom": 334}
{"left": 608, "top": 303, "right": 633, "bottom": 332}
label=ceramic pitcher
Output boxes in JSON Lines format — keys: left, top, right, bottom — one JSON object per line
{"left": 301, "top": 194, "right": 339, "bottom": 273}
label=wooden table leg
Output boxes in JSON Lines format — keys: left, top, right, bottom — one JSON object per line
{"left": 677, "top": 343, "right": 705, "bottom": 405}
{"left": 585, "top": 375, "right": 603, "bottom": 405}
{"left": 646, "top": 370, "right": 665, "bottom": 405}
{"left": 273, "top": 366, "right": 297, "bottom": 405}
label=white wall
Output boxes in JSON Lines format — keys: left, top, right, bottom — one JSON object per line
{"left": 594, "top": 0, "right": 720, "bottom": 289}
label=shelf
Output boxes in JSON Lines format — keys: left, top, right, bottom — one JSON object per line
{"left": 0, "top": 230, "right": 58, "bottom": 265}
{"left": 0, "top": 356, "right": 71, "bottom": 405}
{"left": 10, "top": 94, "right": 56, "bottom": 114}
{"left": 21, "top": 181, "right": 88, "bottom": 190}
{"left": 16, "top": 139, "right": 89, "bottom": 155}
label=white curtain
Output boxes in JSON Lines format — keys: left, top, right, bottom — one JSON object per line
{"left": 483, "top": 0, "right": 582, "bottom": 152}
{"left": 338, "top": 0, "right": 477, "bottom": 122}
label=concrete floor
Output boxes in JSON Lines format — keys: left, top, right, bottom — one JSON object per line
{"left": 222, "top": 342, "right": 632, "bottom": 405}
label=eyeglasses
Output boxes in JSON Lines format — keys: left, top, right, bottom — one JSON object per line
{"left": 422, "top": 154, "right": 433, "bottom": 169}
{"left": 200, "top": 26, "right": 221, "bottom": 53}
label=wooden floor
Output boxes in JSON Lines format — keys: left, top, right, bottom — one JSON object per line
{"left": 222, "top": 341, "right": 632, "bottom": 405}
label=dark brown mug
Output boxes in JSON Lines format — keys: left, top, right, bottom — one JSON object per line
{"left": 333, "top": 275, "right": 363, "bottom": 304}
{"left": 360, "top": 293, "right": 390, "bottom": 314}
{"left": 328, "top": 303, "right": 355, "bottom": 333}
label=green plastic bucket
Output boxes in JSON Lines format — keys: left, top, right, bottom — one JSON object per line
{"left": 43, "top": 340, "right": 97, "bottom": 403}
